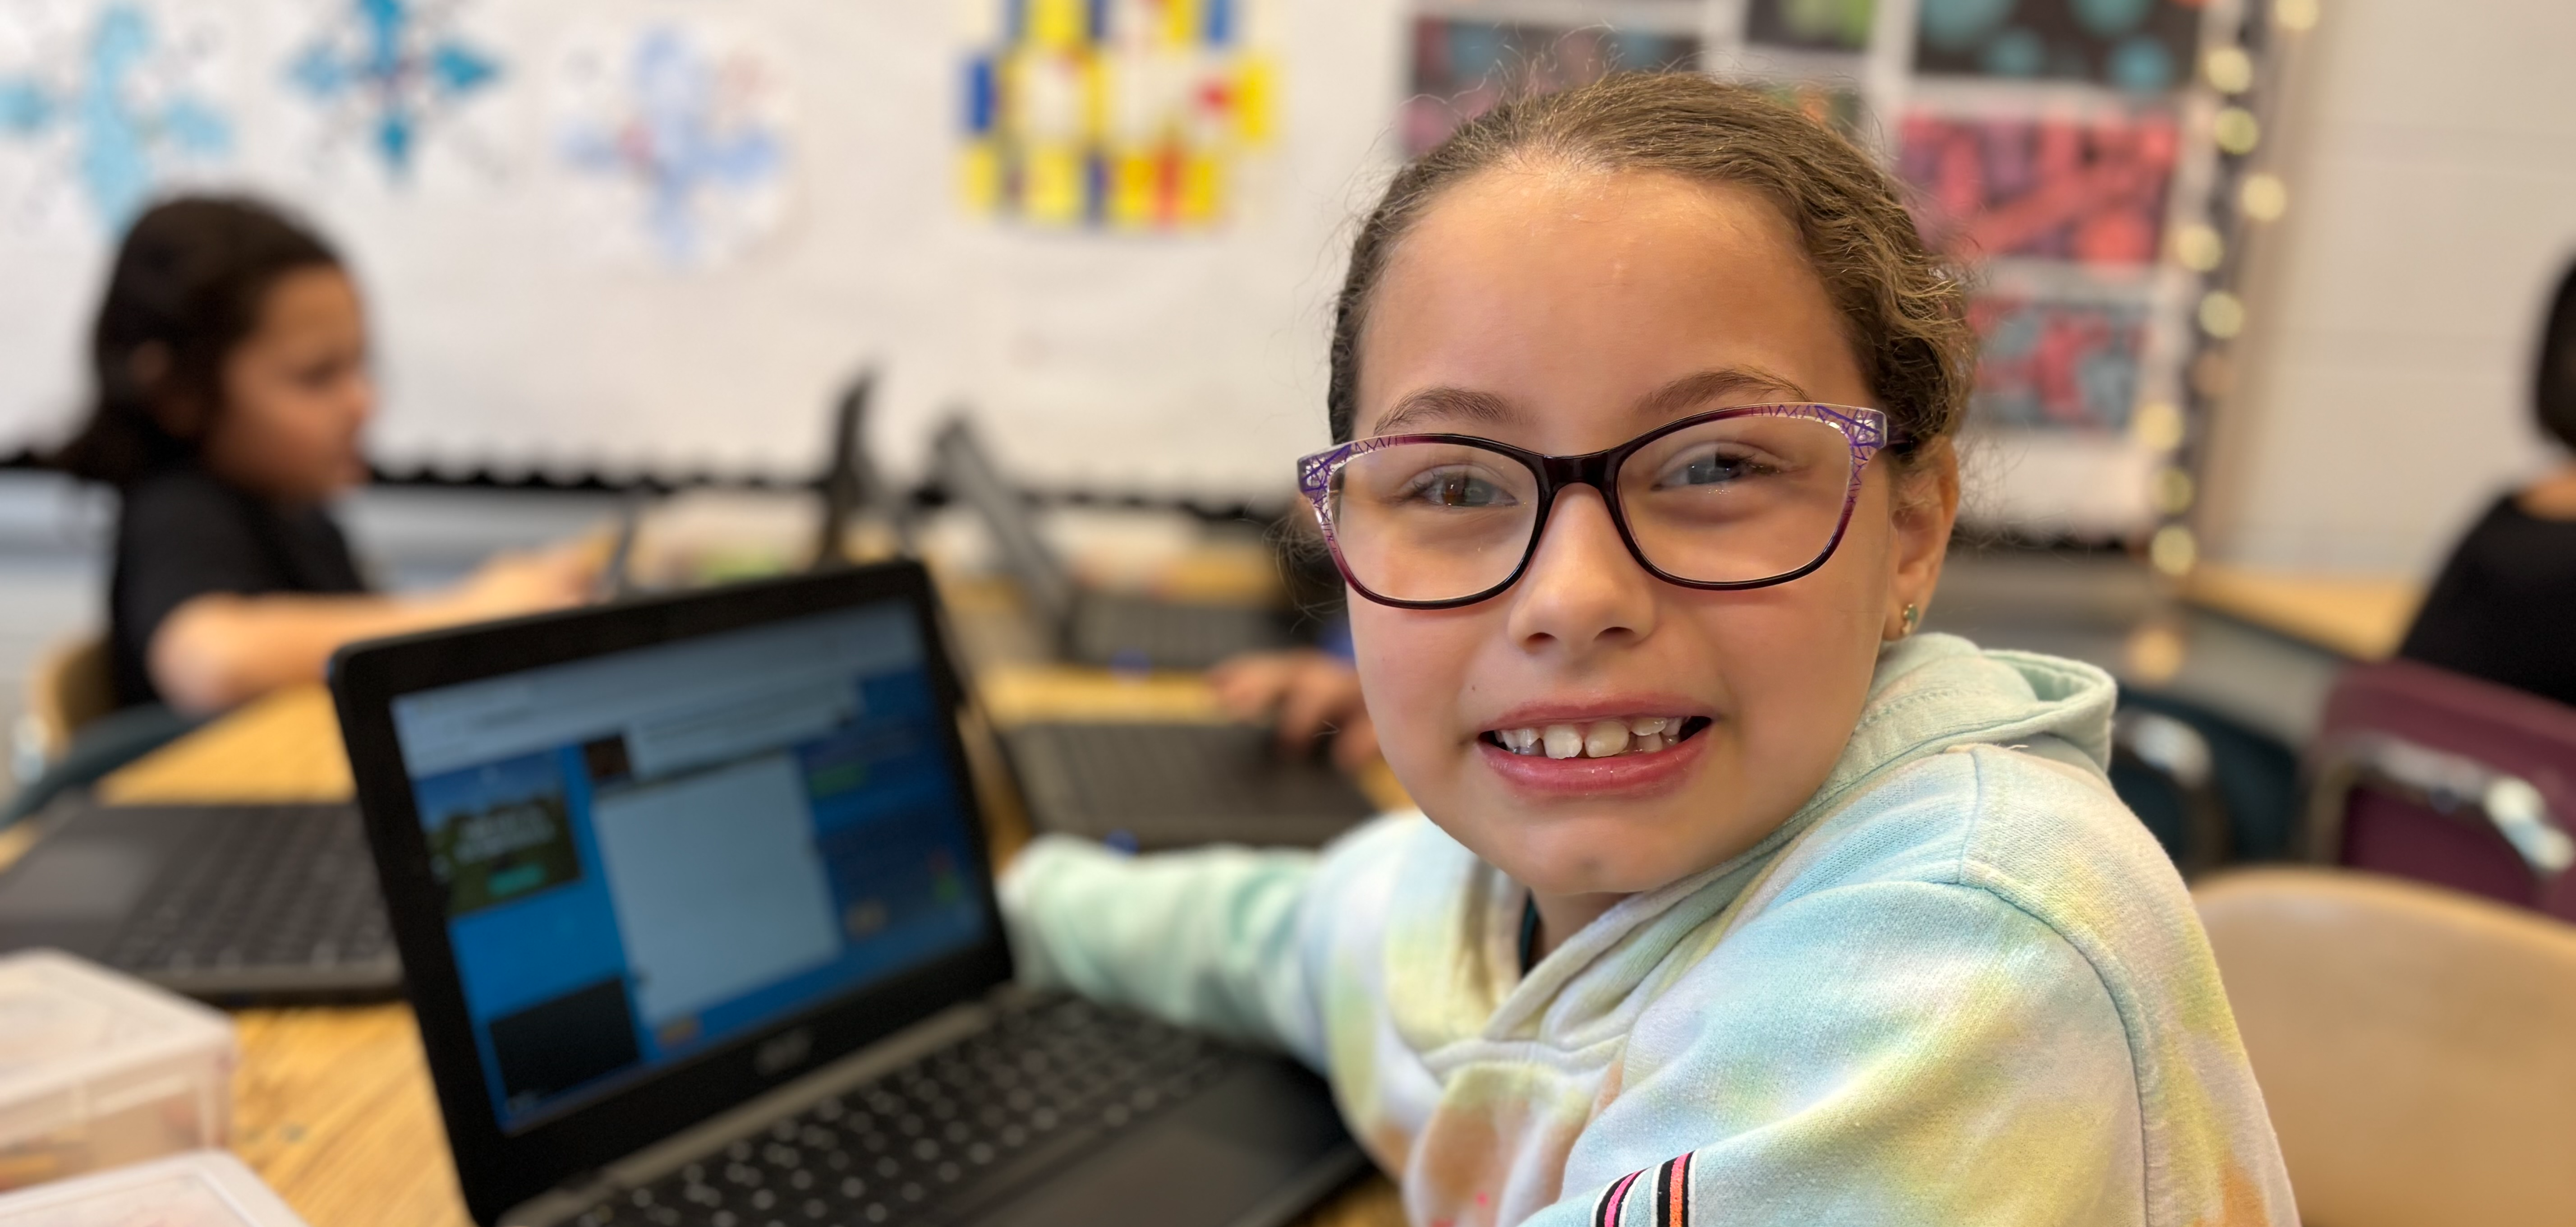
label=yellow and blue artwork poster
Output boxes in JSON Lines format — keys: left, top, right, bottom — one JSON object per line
{"left": 961, "top": 0, "right": 1273, "bottom": 232}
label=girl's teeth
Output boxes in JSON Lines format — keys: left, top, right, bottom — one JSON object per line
{"left": 1583, "top": 720, "right": 1630, "bottom": 757}
{"left": 1496, "top": 719, "right": 1693, "bottom": 757}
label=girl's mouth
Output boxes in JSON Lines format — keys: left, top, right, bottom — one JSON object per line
{"left": 1481, "top": 715, "right": 1713, "bottom": 759}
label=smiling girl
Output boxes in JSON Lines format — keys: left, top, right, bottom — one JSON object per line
{"left": 1001, "top": 76, "right": 2291, "bottom": 1224}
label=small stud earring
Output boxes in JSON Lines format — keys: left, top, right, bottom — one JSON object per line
{"left": 1900, "top": 602, "right": 1921, "bottom": 638}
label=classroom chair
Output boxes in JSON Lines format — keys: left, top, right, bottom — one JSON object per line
{"left": 2109, "top": 688, "right": 2301, "bottom": 875}
{"left": 2, "top": 632, "right": 202, "bottom": 830}
{"left": 2304, "top": 658, "right": 2576, "bottom": 922}
{"left": 18, "top": 632, "right": 114, "bottom": 770}
{"left": 2197, "top": 867, "right": 2576, "bottom": 1227}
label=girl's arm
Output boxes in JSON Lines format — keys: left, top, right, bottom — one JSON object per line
{"left": 998, "top": 817, "right": 1412, "bottom": 1066}
{"left": 149, "top": 545, "right": 597, "bottom": 713}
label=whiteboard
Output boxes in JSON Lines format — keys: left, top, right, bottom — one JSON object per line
{"left": 0, "top": 0, "right": 1410, "bottom": 498}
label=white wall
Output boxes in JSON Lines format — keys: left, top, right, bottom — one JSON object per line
{"left": 2210, "top": 0, "right": 2576, "bottom": 575}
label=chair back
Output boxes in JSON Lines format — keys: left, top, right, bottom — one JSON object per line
{"left": 2307, "top": 658, "right": 2576, "bottom": 920}
{"left": 21, "top": 633, "right": 114, "bottom": 768}
{"left": 2198, "top": 867, "right": 2576, "bottom": 1227}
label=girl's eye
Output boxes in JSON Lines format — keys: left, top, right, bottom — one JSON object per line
{"left": 1401, "top": 467, "right": 1515, "bottom": 509}
{"left": 294, "top": 358, "right": 345, "bottom": 391}
{"left": 1656, "top": 447, "right": 1777, "bottom": 489}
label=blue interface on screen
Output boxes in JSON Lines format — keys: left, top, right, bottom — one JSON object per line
{"left": 388, "top": 601, "right": 986, "bottom": 1133}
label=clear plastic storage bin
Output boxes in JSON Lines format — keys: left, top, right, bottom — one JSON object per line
{"left": 0, "top": 951, "right": 237, "bottom": 1191}
{"left": 0, "top": 1150, "right": 307, "bottom": 1227}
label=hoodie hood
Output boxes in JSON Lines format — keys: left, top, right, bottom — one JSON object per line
{"left": 1381, "top": 633, "right": 2121, "bottom": 1054}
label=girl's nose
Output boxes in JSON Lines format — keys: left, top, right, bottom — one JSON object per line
{"left": 1504, "top": 486, "right": 1658, "bottom": 657}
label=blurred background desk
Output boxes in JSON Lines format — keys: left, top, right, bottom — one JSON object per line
{"left": 79, "top": 677, "right": 1403, "bottom": 1227}
{"left": 2185, "top": 565, "right": 2425, "bottom": 663}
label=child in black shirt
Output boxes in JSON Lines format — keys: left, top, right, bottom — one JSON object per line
{"left": 56, "top": 197, "right": 597, "bottom": 713}
{"left": 2399, "top": 258, "right": 2576, "bottom": 707}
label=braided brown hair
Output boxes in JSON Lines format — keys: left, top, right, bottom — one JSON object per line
{"left": 1327, "top": 74, "right": 1974, "bottom": 461}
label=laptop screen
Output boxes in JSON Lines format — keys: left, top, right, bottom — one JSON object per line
{"left": 387, "top": 599, "right": 989, "bottom": 1133}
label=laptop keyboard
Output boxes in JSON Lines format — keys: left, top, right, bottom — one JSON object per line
{"left": 1006, "top": 722, "right": 1375, "bottom": 849}
{"left": 575, "top": 995, "right": 1245, "bottom": 1227}
{"left": 102, "top": 803, "right": 394, "bottom": 977}
{"left": 1070, "top": 595, "right": 1285, "bottom": 672}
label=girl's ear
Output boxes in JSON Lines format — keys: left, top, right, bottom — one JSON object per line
{"left": 1881, "top": 437, "right": 1960, "bottom": 641}
{"left": 133, "top": 343, "right": 207, "bottom": 439}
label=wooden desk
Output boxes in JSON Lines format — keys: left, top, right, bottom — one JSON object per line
{"left": 87, "top": 678, "right": 1402, "bottom": 1227}
{"left": 2185, "top": 564, "right": 2426, "bottom": 662}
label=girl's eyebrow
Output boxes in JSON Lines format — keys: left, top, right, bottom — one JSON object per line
{"left": 1366, "top": 367, "right": 1810, "bottom": 438}
{"left": 1632, "top": 367, "right": 1812, "bottom": 420}
{"left": 1369, "top": 386, "right": 1515, "bottom": 436}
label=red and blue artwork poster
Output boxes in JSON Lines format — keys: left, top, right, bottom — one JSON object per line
{"left": 1967, "top": 295, "right": 2148, "bottom": 431}
{"left": 1898, "top": 110, "right": 2178, "bottom": 267}
{"left": 1914, "top": 0, "right": 2203, "bottom": 93}
{"left": 1403, "top": 19, "right": 1698, "bottom": 156}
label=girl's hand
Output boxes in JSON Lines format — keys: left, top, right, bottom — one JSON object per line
{"left": 454, "top": 542, "right": 601, "bottom": 621}
{"left": 1208, "top": 648, "right": 1380, "bottom": 771}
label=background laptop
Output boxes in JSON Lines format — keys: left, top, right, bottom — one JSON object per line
{"left": 331, "top": 562, "right": 1362, "bottom": 1227}
{"left": 924, "top": 418, "right": 1375, "bottom": 849}
{"left": 814, "top": 370, "right": 916, "bottom": 569}
{"left": 999, "top": 724, "right": 1376, "bottom": 852}
{"left": 930, "top": 418, "right": 1290, "bottom": 671}
{"left": 0, "top": 795, "right": 394, "bottom": 1002}
{"left": 0, "top": 380, "right": 934, "bottom": 1006}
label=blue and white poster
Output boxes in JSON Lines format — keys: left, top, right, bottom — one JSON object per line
{"left": 549, "top": 20, "right": 794, "bottom": 271}
{"left": 0, "top": 0, "right": 235, "bottom": 235}
{"left": 278, "top": 0, "right": 510, "bottom": 187}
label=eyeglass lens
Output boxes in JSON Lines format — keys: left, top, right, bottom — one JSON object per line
{"left": 1325, "top": 414, "right": 1859, "bottom": 604}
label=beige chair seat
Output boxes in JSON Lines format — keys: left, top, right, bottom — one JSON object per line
{"left": 15, "top": 632, "right": 113, "bottom": 780}
{"left": 2198, "top": 867, "right": 2576, "bottom": 1227}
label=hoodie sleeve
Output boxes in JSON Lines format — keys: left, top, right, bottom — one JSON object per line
{"left": 1520, "top": 880, "right": 2151, "bottom": 1227}
{"left": 997, "top": 820, "right": 1414, "bottom": 1068}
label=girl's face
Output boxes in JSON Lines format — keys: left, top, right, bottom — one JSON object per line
{"left": 1349, "top": 167, "right": 1957, "bottom": 899}
{"left": 200, "top": 265, "right": 374, "bottom": 503}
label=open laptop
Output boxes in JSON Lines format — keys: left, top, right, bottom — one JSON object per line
{"left": 926, "top": 420, "right": 1372, "bottom": 849}
{"left": 930, "top": 419, "right": 1289, "bottom": 671}
{"left": 814, "top": 371, "right": 916, "bottom": 569}
{"left": 330, "top": 562, "right": 1364, "bottom": 1227}
{"left": 998, "top": 724, "right": 1376, "bottom": 853}
{"left": 0, "top": 462, "right": 731, "bottom": 1005}
{"left": 0, "top": 794, "right": 396, "bottom": 1002}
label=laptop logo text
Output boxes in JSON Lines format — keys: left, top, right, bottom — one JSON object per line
{"left": 755, "top": 1028, "right": 812, "bottom": 1078}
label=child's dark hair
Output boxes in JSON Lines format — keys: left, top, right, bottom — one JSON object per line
{"left": 1328, "top": 74, "right": 1975, "bottom": 460}
{"left": 55, "top": 195, "right": 343, "bottom": 488}
{"left": 2537, "top": 258, "right": 2576, "bottom": 451}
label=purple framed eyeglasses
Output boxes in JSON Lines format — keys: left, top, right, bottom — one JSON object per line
{"left": 1296, "top": 403, "right": 1896, "bottom": 610}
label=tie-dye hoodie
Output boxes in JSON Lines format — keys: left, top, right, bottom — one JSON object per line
{"left": 999, "top": 634, "right": 2295, "bottom": 1226}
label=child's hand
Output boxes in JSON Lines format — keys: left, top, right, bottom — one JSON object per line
{"left": 1208, "top": 649, "right": 1380, "bottom": 771}
{"left": 455, "top": 543, "right": 601, "bottom": 621}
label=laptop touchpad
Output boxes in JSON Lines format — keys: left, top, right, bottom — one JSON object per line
{"left": 974, "top": 1060, "right": 1352, "bottom": 1227}
{"left": 977, "top": 1128, "right": 1296, "bottom": 1227}
{"left": 0, "top": 840, "right": 160, "bottom": 921}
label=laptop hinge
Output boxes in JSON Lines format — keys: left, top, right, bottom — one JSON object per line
{"left": 500, "top": 1170, "right": 613, "bottom": 1227}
